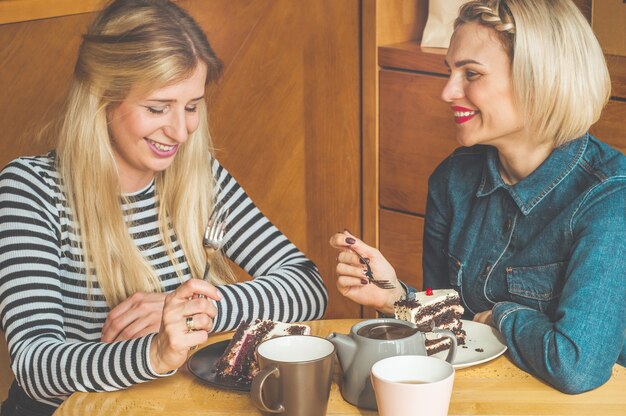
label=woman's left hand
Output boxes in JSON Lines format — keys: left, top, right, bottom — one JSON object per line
{"left": 102, "top": 292, "right": 167, "bottom": 342}
{"left": 473, "top": 310, "right": 495, "bottom": 327}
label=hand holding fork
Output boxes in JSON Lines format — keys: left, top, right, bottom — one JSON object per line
{"left": 185, "top": 204, "right": 228, "bottom": 350}
{"left": 193, "top": 205, "right": 228, "bottom": 302}
{"left": 339, "top": 232, "right": 395, "bottom": 290}
{"left": 330, "top": 231, "right": 405, "bottom": 314}
{"left": 350, "top": 248, "right": 396, "bottom": 290}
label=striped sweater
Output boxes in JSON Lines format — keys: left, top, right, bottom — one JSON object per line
{"left": 0, "top": 152, "right": 327, "bottom": 407}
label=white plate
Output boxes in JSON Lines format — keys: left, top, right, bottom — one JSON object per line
{"left": 431, "top": 319, "right": 507, "bottom": 369}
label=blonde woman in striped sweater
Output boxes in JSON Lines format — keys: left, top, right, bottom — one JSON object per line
{"left": 0, "top": 1, "right": 327, "bottom": 414}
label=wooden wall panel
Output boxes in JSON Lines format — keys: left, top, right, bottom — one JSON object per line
{"left": 376, "top": 0, "right": 426, "bottom": 46}
{"left": 379, "top": 70, "right": 458, "bottom": 214}
{"left": 0, "top": 0, "right": 106, "bottom": 24}
{"left": 0, "top": 0, "right": 361, "bottom": 401}
{"left": 361, "top": 0, "right": 427, "bottom": 255}
{"left": 0, "top": 13, "right": 91, "bottom": 166}
{"left": 590, "top": 100, "right": 626, "bottom": 154}
{"left": 379, "top": 209, "right": 424, "bottom": 291}
{"left": 189, "top": 0, "right": 361, "bottom": 319}
{"left": 379, "top": 41, "right": 448, "bottom": 74}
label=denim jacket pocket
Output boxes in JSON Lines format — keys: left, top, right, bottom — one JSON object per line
{"left": 447, "top": 252, "right": 463, "bottom": 287}
{"left": 505, "top": 261, "right": 567, "bottom": 316}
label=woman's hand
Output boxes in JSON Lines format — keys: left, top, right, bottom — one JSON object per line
{"left": 149, "top": 279, "right": 221, "bottom": 374}
{"left": 102, "top": 292, "right": 167, "bottom": 342}
{"left": 473, "top": 310, "right": 494, "bottom": 327}
{"left": 329, "top": 230, "right": 405, "bottom": 314}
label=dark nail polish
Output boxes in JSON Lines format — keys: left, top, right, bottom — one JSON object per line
{"left": 361, "top": 279, "right": 369, "bottom": 285}
{"left": 345, "top": 237, "right": 356, "bottom": 245}
{"left": 359, "top": 257, "right": 369, "bottom": 265}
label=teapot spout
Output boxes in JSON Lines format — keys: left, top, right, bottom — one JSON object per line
{"left": 327, "top": 332, "right": 356, "bottom": 371}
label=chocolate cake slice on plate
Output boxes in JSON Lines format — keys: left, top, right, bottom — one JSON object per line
{"left": 394, "top": 288, "right": 466, "bottom": 354}
{"left": 214, "top": 319, "right": 310, "bottom": 386}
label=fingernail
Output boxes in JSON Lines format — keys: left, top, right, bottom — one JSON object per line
{"left": 361, "top": 279, "right": 369, "bottom": 285}
{"left": 345, "top": 237, "right": 356, "bottom": 245}
{"left": 359, "top": 257, "right": 369, "bottom": 265}
{"left": 362, "top": 269, "right": 369, "bottom": 276}
{"left": 216, "top": 290, "right": 223, "bottom": 300}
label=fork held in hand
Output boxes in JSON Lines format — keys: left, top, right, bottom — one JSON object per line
{"left": 203, "top": 204, "right": 229, "bottom": 250}
{"left": 200, "top": 204, "right": 229, "bottom": 281}
{"left": 351, "top": 250, "right": 396, "bottom": 290}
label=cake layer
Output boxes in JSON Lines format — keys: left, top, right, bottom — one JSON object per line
{"left": 395, "top": 290, "right": 464, "bottom": 325}
{"left": 426, "top": 337, "right": 452, "bottom": 355}
{"left": 214, "top": 319, "right": 310, "bottom": 386}
{"left": 394, "top": 288, "right": 466, "bottom": 354}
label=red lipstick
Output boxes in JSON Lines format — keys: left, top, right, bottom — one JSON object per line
{"left": 452, "top": 106, "right": 479, "bottom": 124}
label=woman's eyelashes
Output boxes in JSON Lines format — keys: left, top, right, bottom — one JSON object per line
{"left": 144, "top": 105, "right": 198, "bottom": 114}
{"left": 445, "top": 68, "right": 481, "bottom": 81}
{"left": 465, "top": 69, "right": 480, "bottom": 81}
{"left": 146, "top": 106, "right": 166, "bottom": 114}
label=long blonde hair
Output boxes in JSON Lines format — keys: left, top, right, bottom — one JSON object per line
{"left": 54, "top": 0, "right": 234, "bottom": 307}
{"left": 455, "top": 0, "right": 611, "bottom": 146}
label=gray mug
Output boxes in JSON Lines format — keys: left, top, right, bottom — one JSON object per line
{"left": 250, "top": 335, "right": 335, "bottom": 416}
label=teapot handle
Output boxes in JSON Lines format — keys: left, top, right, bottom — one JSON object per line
{"left": 431, "top": 328, "right": 457, "bottom": 364}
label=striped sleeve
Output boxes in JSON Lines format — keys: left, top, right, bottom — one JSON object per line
{"left": 210, "top": 160, "right": 328, "bottom": 332}
{"left": 0, "top": 159, "right": 165, "bottom": 407}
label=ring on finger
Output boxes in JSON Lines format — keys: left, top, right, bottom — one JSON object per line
{"left": 186, "top": 316, "right": 196, "bottom": 332}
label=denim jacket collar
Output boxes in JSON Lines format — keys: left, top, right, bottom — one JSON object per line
{"left": 476, "top": 135, "right": 588, "bottom": 215}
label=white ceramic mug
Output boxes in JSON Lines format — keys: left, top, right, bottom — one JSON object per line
{"left": 371, "top": 355, "right": 455, "bottom": 416}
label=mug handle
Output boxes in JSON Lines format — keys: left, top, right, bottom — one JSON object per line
{"left": 431, "top": 328, "right": 457, "bottom": 364}
{"left": 250, "top": 366, "right": 285, "bottom": 414}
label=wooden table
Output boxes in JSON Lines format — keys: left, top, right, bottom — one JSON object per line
{"left": 54, "top": 319, "right": 625, "bottom": 415}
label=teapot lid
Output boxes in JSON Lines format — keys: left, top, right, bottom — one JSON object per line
{"left": 356, "top": 322, "right": 419, "bottom": 340}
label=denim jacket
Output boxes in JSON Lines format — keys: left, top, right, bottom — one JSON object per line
{"left": 415, "top": 134, "right": 626, "bottom": 394}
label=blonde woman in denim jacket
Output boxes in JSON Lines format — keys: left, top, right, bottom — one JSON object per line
{"left": 330, "top": 0, "right": 625, "bottom": 394}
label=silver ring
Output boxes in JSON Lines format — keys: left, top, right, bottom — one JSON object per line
{"left": 186, "top": 316, "right": 196, "bottom": 332}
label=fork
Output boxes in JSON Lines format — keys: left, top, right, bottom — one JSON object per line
{"left": 191, "top": 204, "right": 229, "bottom": 328}
{"left": 200, "top": 204, "right": 229, "bottom": 281}
{"left": 351, "top": 250, "right": 396, "bottom": 290}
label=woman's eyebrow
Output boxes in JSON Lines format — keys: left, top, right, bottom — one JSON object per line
{"left": 444, "top": 58, "right": 483, "bottom": 68}
{"left": 145, "top": 95, "right": 205, "bottom": 103}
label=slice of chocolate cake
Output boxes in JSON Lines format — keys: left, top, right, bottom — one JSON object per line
{"left": 214, "top": 319, "right": 310, "bottom": 386}
{"left": 394, "top": 288, "right": 466, "bottom": 355}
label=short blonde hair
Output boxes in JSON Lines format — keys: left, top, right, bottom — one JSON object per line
{"left": 455, "top": 0, "right": 611, "bottom": 146}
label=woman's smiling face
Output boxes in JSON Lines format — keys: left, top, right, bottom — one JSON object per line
{"left": 107, "top": 63, "right": 207, "bottom": 192}
{"left": 441, "top": 22, "right": 524, "bottom": 148}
